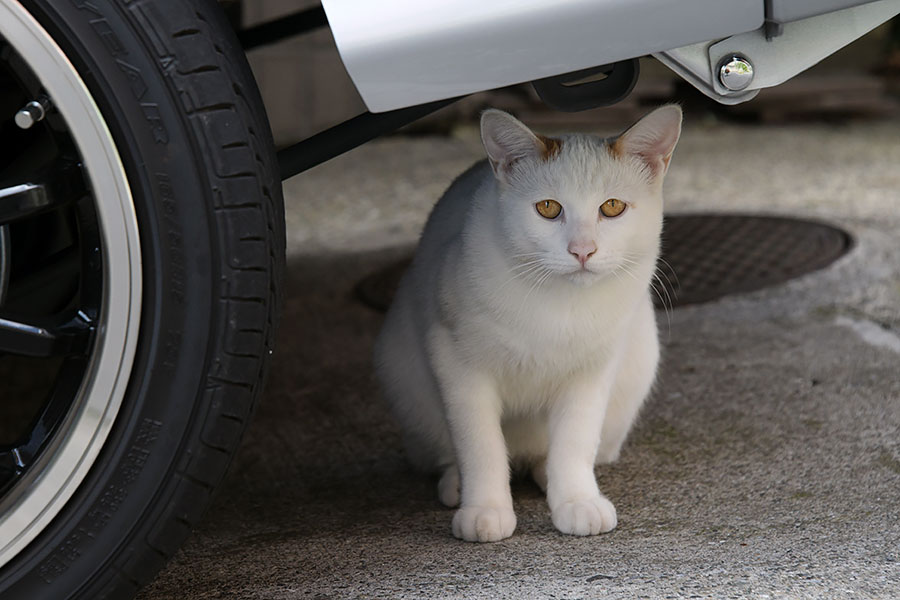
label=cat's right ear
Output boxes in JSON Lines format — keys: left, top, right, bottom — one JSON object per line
{"left": 612, "top": 104, "right": 683, "bottom": 181}
{"left": 481, "top": 110, "right": 554, "bottom": 182}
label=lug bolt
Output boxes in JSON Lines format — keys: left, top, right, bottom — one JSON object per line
{"left": 718, "top": 55, "right": 754, "bottom": 92}
{"left": 15, "top": 97, "right": 51, "bottom": 129}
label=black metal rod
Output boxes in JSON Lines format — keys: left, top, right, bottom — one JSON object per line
{"left": 237, "top": 6, "right": 328, "bottom": 50}
{"left": 277, "top": 98, "right": 458, "bottom": 180}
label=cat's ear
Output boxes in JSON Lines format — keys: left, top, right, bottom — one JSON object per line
{"left": 480, "top": 109, "right": 558, "bottom": 181}
{"left": 612, "top": 104, "right": 682, "bottom": 180}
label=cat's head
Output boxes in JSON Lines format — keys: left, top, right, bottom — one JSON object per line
{"left": 480, "top": 105, "right": 681, "bottom": 286}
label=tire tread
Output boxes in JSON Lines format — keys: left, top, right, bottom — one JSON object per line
{"left": 102, "top": 1, "right": 284, "bottom": 596}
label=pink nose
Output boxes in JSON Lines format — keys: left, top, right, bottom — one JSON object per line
{"left": 568, "top": 241, "right": 597, "bottom": 267}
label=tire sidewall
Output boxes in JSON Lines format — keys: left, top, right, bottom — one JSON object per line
{"left": 1, "top": 1, "right": 223, "bottom": 596}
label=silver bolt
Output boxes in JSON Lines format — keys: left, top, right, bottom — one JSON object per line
{"left": 718, "top": 55, "right": 754, "bottom": 92}
{"left": 15, "top": 98, "right": 51, "bottom": 129}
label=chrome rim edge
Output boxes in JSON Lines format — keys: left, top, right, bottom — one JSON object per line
{"left": 0, "top": 0, "right": 142, "bottom": 570}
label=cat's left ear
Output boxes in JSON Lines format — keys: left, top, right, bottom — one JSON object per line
{"left": 481, "top": 109, "right": 559, "bottom": 182}
{"left": 613, "top": 104, "right": 682, "bottom": 180}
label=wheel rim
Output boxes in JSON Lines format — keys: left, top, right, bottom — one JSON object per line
{"left": 0, "top": 0, "right": 141, "bottom": 570}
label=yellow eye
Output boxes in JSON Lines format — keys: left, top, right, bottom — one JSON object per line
{"left": 535, "top": 199, "right": 562, "bottom": 220}
{"left": 600, "top": 198, "right": 626, "bottom": 218}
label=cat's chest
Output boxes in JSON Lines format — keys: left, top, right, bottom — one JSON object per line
{"left": 461, "top": 287, "right": 628, "bottom": 373}
{"left": 455, "top": 302, "right": 623, "bottom": 411}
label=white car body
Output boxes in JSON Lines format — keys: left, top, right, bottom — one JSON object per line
{"left": 322, "top": 0, "right": 900, "bottom": 112}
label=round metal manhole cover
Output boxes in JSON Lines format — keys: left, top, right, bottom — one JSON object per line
{"left": 356, "top": 214, "right": 853, "bottom": 311}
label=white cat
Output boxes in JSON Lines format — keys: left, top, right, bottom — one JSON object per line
{"left": 374, "top": 105, "right": 682, "bottom": 542}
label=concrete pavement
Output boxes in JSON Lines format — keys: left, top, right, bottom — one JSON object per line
{"left": 139, "top": 116, "right": 900, "bottom": 600}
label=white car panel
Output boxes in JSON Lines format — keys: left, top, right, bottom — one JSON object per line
{"left": 322, "top": 0, "right": 763, "bottom": 112}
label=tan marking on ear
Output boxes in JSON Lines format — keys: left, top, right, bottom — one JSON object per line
{"left": 536, "top": 134, "right": 563, "bottom": 161}
{"left": 608, "top": 136, "right": 624, "bottom": 159}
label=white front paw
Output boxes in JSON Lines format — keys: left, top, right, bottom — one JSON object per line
{"left": 551, "top": 495, "right": 617, "bottom": 536}
{"left": 452, "top": 505, "right": 517, "bottom": 542}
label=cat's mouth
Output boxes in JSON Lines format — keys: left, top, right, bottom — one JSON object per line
{"left": 564, "top": 268, "right": 602, "bottom": 286}
{"left": 562, "top": 260, "right": 626, "bottom": 286}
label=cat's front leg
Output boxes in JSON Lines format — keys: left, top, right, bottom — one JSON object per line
{"left": 429, "top": 330, "right": 516, "bottom": 543}
{"left": 546, "top": 372, "right": 618, "bottom": 536}
{"left": 444, "top": 375, "right": 516, "bottom": 542}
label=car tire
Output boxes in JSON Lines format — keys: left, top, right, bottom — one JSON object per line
{"left": 0, "top": 0, "right": 284, "bottom": 598}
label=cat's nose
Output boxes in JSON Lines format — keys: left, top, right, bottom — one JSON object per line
{"left": 568, "top": 241, "right": 597, "bottom": 267}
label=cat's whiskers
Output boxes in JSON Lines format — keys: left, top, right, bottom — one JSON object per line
{"left": 619, "top": 253, "right": 674, "bottom": 311}
{"left": 655, "top": 256, "right": 680, "bottom": 293}
{"left": 652, "top": 258, "right": 679, "bottom": 322}
{"left": 651, "top": 270, "right": 675, "bottom": 312}
{"left": 650, "top": 271, "right": 673, "bottom": 339}
{"left": 614, "top": 261, "right": 640, "bottom": 283}
{"left": 513, "top": 265, "right": 554, "bottom": 323}
{"left": 619, "top": 252, "right": 648, "bottom": 267}
{"left": 497, "top": 259, "right": 548, "bottom": 293}
{"left": 616, "top": 261, "right": 672, "bottom": 337}
{"left": 507, "top": 259, "right": 545, "bottom": 275}
{"left": 627, "top": 253, "right": 676, "bottom": 337}
{"left": 510, "top": 251, "right": 547, "bottom": 261}
{"left": 617, "top": 256, "right": 643, "bottom": 274}
{"left": 508, "top": 253, "right": 550, "bottom": 271}
{"left": 609, "top": 265, "right": 628, "bottom": 289}
{"left": 618, "top": 254, "right": 651, "bottom": 274}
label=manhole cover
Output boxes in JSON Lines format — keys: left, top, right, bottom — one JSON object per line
{"left": 356, "top": 214, "right": 852, "bottom": 312}
{"left": 656, "top": 214, "right": 852, "bottom": 306}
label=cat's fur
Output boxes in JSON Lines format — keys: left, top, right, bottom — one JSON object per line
{"left": 374, "top": 106, "right": 682, "bottom": 542}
